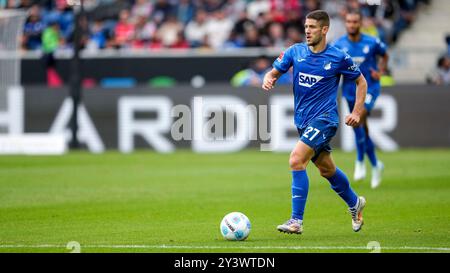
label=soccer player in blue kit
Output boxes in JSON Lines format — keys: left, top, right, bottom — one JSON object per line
{"left": 334, "top": 11, "right": 389, "bottom": 189}
{"left": 262, "top": 10, "right": 368, "bottom": 234}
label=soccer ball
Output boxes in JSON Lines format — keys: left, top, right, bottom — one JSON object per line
{"left": 220, "top": 212, "right": 251, "bottom": 241}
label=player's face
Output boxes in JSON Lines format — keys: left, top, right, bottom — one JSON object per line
{"left": 304, "top": 19, "right": 327, "bottom": 47}
{"left": 345, "top": 14, "right": 361, "bottom": 36}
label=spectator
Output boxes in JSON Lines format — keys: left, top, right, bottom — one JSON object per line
{"left": 22, "top": 4, "right": 45, "bottom": 50}
{"left": 372, "top": 0, "right": 396, "bottom": 43}
{"left": 205, "top": 9, "right": 233, "bottom": 49}
{"left": 223, "top": 31, "right": 244, "bottom": 49}
{"left": 131, "top": 0, "right": 153, "bottom": 21}
{"left": 247, "top": 0, "right": 270, "bottom": 21}
{"left": 200, "top": 0, "right": 227, "bottom": 13}
{"left": 284, "top": 9, "right": 304, "bottom": 36}
{"left": 428, "top": 55, "right": 450, "bottom": 85}
{"left": 242, "top": 25, "right": 262, "bottom": 47}
{"left": 185, "top": 9, "right": 209, "bottom": 48}
{"left": 42, "top": 0, "right": 74, "bottom": 42}
{"left": 149, "top": 32, "right": 164, "bottom": 50}
{"left": 269, "top": 0, "right": 301, "bottom": 24}
{"left": 132, "top": 15, "right": 156, "bottom": 49}
{"left": 42, "top": 22, "right": 61, "bottom": 57}
{"left": 42, "top": 21, "right": 63, "bottom": 87}
{"left": 392, "top": 0, "right": 417, "bottom": 42}
{"left": 175, "top": 0, "right": 195, "bottom": 25}
{"left": 254, "top": 10, "right": 272, "bottom": 32}
{"left": 157, "top": 14, "right": 184, "bottom": 47}
{"left": 302, "top": 0, "right": 321, "bottom": 19}
{"left": 224, "top": 0, "right": 246, "bottom": 22}
{"left": 230, "top": 9, "right": 255, "bottom": 38}
{"left": 170, "top": 31, "right": 190, "bottom": 49}
{"left": 86, "top": 19, "right": 107, "bottom": 51}
{"left": 265, "top": 21, "right": 285, "bottom": 48}
{"left": 285, "top": 26, "right": 303, "bottom": 46}
{"left": 112, "top": 9, "right": 135, "bottom": 49}
{"left": 152, "top": 0, "right": 174, "bottom": 25}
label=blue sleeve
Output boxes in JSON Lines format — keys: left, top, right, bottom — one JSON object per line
{"left": 339, "top": 53, "right": 361, "bottom": 81}
{"left": 374, "top": 38, "right": 387, "bottom": 56}
{"left": 276, "top": 69, "right": 293, "bottom": 84}
{"left": 272, "top": 46, "right": 294, "bottom": 74}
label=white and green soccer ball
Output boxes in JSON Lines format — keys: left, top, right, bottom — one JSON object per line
{"left": 220, "top": 212, "right": 251, "bottom": 241}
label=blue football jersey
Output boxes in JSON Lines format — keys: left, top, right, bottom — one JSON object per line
{"left": 333, "top": 34, "right": 387, "bottom": 101}
{"left": 273, "top": 43, "right": 361, "bottom": 129}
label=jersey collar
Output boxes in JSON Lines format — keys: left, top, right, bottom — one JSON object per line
{"left": 307, "top": 43, "right": 329, "bottom": 55}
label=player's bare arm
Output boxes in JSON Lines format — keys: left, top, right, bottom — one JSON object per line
{"left": 345, "top": 74, "right": 367, "bottom": 127}
{"left": 371, "top": 53, "right": 389, "bottom": 80}
{"left": 262, "top": 68, "right": 282, "bottom": 91}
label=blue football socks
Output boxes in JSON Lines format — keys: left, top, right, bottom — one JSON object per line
{"left": 365, "top": 135, "right": 378, "bottom": 167}
{"left": 291, "top": 170, "right": 309, "bottom": 220}
{"left": 353, "top": 126, "right": 366, "bottom": 162}
{"left": 327, "top": 167, "right": 358, "bottom": 208}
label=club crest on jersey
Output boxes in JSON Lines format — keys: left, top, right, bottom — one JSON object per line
{"left": 298, "top": 72, "right": 324, "bottom": 88}
{"left": 352, "top": 56, "right": 365, "bottom": 67}
{"left": 324, "top": 62, "right": 332, "bottom": 70}
{"left": 363, "top": 45, "right": 370, "bottom": 54}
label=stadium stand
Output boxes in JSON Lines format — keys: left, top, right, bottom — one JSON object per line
{"left": 3, "top": 0, "right": 430, "bottom": 51}
{"left": 2, "top": 0, "right": 437, "bottom": 84}
{"left": 391, "top": 0, "right": 449, "bottom": 83}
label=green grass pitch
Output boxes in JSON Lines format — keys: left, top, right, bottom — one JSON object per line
{"left": 0, "top": 149, "right": 449, "bottom": 253}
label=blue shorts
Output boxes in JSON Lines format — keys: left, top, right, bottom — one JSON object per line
{"left": 347, "top": 92, "right": 379, "bottom": 114}
{"left": 297, "top": 118, "right": 338, "bottom": 162}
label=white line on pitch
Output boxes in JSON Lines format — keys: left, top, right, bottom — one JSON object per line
{"left": 0, "top": 244, "right": 449, "bottom": 251}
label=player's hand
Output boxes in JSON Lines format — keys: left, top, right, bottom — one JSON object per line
{"left": 262, "top": 74, "right": 276, "bottom": 91}
{"left": 345, "top": 113, "right": 361, "bottom": 127}
{"left": 370, "top": 68, "right": 381, "bottom": 81}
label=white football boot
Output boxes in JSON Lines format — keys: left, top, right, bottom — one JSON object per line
{"left": 371, "top": 161, "right": 384, "bottom": 189}
{"left": 353, "top": 161, "right": 366, "bottom": 182}
{"left": 349, "top": 196, "right": 366, "bottom": 232}
{"left": 277, "top": 218, "right": 303, "bottom": 234}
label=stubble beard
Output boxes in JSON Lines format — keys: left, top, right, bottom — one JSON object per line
{"left": 307, "top": 35, "right": 322, "bottom": 47}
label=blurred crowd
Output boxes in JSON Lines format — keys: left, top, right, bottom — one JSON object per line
{"left": 427, "top": 34, "right": 450, "bottom": 86}
{"left": 0, "top": 0, "right": 430, "bottom": 52}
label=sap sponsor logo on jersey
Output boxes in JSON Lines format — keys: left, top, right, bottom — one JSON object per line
{"left": 352, "top": 57, "right": 366, "bottom": 67}
{"left": 298, "top": 72, "right": 324, "bottom": 88}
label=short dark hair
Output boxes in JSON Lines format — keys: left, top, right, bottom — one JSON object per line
{"left": 306, "top": 10, "right": 330, "bottom": 27}
{"left": 346, "top": 9, "right": 363, "bottom": 21}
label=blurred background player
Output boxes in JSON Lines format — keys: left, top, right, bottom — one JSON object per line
{"left": 333, "top": 10, "right": 389, "bottom": 189}
{"left": 262, "top": 10, "right": 367, "bottom": 234}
